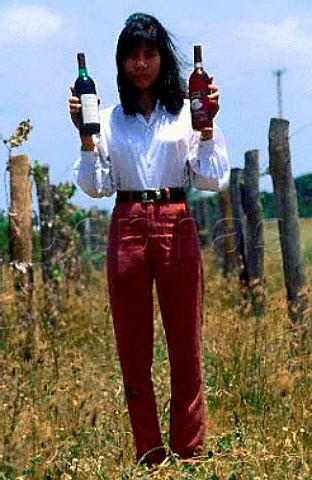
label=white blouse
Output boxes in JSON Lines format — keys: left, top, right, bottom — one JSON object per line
{"left": 73, "top": 99, "right": 230, "bottom": 198}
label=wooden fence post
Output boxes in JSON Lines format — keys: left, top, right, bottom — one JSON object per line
{"left": 230, "top": 168, "right": 248, "bottom": 291}
{"left": 8, "top": 154, "right": 35, "bottom": 360}
{"left": 215, "top": 188, "right": 235, "bottom": 277}
{"left": 50, "top": 185, "right": 64, "bottom": 259}
{"left": 244, "top": 150, "right": 266, "bottom": 315}
{"left": 189, "top": 192, "right": 215, "bottom": 248}
{"left": 0, "top": 250, "right": 4, "bottom": 348}
{"left": 269, "top": 118, "right": 307, "bottom": 329}
{"left": 33, "top": 164, "right": 62, "bottom": 336}
{"left": 0, "top": 239, "right": 5, "bottom": 348}
{"left": 33, "top": 164, "right": 55, "bottom": 283}
{"left": 0, "top": 248, "right": 4, "bottom": 294}
{"left": 212, "top": 199, "right": 226, "bottom": 274}
{"left": 192, "top": 198, "right": 205, "bottom": 246}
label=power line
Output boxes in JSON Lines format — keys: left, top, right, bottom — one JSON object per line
{"left": 290, "top": 121, "right": 312, "bottom": 138}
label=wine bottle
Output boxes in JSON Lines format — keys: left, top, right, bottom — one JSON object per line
{"left": 74, "top": 52, "right": 100, "bottom": 135}
{"left": 189, "top": 45, "right": 213, "bottom": 135}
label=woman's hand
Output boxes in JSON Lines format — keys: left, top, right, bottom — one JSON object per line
{"left": 200, "top": 76, "right": 220, "bottom": 141}
{"left": 68, "top": 85, "right": 81, "bottom": 129}
{"left": 207, "top": 75, "right": 220, "bottom": 119}
{"left": 68, "top": 85, "right": 96, "bottom": 150}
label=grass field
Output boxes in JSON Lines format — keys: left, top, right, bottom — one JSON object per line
{"left": 0, "top": 220, "right": 311, "bottom": 479}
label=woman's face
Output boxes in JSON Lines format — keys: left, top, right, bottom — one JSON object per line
{"left": 123, "top": 43, "right": 161, "bottom": 92}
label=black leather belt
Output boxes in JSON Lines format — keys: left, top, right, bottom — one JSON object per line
{"left": 116, "top": 187, "right": 186, "bottom": 203}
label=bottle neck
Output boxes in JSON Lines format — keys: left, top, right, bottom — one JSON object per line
{"left": 194, "top": 61, "right": 203, "bottom": 69}
{"left": 78, "top": 67, "right": 88, "bottom": 77}
{"left": 77, "top": 53, "right": 88, "bottom": 77}
{"left": 194, "top": 45, "right": 203, "bottom": 69}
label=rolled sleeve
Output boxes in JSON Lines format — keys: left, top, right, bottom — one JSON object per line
{"left": 188, "top": 123, "right": 230, "bottom": 191}
{"left": 73, "top": 134, "right": 116, "bottom": 198}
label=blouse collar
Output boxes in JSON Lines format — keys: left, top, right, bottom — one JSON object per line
{"left": 135, "top": 100, "right": 164, "bottom": 127}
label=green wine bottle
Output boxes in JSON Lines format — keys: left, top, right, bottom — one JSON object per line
{"left": 74, "top": 52, "right": 100, "bottom": 135}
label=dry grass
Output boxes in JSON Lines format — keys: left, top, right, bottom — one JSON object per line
{"left": 0, "top": 223, "right": 311, "bottom": 479}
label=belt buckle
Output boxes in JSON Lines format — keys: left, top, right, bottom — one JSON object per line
{"left": 142, "top": 191, "right": 154, "bottom": 203}
{"left": 142, "top": 189, "right": 162, "bottom": 203}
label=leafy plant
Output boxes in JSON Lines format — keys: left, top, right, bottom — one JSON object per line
{"left": 0, "top": 119, "right": 33, "bottom": 153}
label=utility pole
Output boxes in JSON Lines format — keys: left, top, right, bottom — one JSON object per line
{"left": 273, "top": 69, "right": 286, "bottom": 118}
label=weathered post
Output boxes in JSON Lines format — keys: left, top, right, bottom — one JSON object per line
{"left": 215, "top": 187, "right": 235, "bottom": 277}
{"left": 0, "top": 212, "right": 6, "bottom": 293}
{"left": 8, "top": 154, "right": 34, "bottom": 359}
{"left": 50, "top": 184, "right": 63, "bottom": 259}
{"left": 192, "top": 197, "right": 211, "bottom": 247}
{"left": 230, "top": 168, "right": 248, "bottom": 291}
{"left": 33, "top": 164, "right": 55, "bottom": 283}
{"left": 212, "top": 201, "right": 226, "bottom": 274}
{"left": 33, "top": 164, "right": 61, "bottom": 334}
{"left": 0, "top": 241, "right": 4, "bottom": 348}
{"left": 244, "top": 150, "right": 265, "bottom": 315}
{"left": 0, "top": 241, "right": 4, "bottom": 294}
{"left": 269, "top": 118, "right": 307, "bottom": 331}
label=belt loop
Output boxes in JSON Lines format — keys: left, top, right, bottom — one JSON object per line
{"left": 165, "top": 187, "right": 170, "bottom": 201}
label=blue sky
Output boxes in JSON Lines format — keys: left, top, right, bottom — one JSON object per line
{"left": 1, "top": 0, "right": 312, "bottom": 212}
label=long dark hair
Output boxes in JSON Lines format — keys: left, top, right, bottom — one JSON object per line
{"left": 116, "top": 13, "right": 186, "bottom": 115}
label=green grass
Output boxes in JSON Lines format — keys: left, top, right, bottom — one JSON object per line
{"left": 264, "top": 217, "right": 312, "bottom": 264}
{"left": 0, "top": 221, "right": 311, "bottom": 479}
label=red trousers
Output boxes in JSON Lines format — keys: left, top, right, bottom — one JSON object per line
{"left": 107, "top": 200, "right": 205, "bottom": 464}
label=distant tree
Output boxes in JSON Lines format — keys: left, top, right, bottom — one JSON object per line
{"left": 294, "top": 174, "right": 312, "bottom": 217}
{"left": 260, "top": 173, "right": 312, "bottom": 219}
{"left": 261, "top": 191, "right": 277, "bottom": 219}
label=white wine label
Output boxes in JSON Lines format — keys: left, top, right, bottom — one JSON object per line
{"left": 81, "top": 94, "right": 100, "bottom": 124}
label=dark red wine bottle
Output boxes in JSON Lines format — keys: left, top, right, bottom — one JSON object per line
{"left": 189, "top": 45, "right": 213, "bottom": 134}
{"left": 74, "top": 52, "right": 100, "bottom": 135}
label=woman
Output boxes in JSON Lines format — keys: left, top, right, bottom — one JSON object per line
{"left": 69, "top": 13, "right": 230, "bottom": 466}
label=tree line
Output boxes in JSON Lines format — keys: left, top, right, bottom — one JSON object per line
{"left": 189, "top": 172, "right": 312, "bottom": 224}
{"left": 261, "top": 173, "right": 312, "bottom": 218}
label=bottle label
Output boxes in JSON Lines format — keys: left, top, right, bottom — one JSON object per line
{"left": 190, "top": 91, "right": 213, "bottom": 129}
{"left": 81, "top": 94, "right": 100, "bottom": 124}
{"left": 191, "top": 96, "right": 204, "bottom": 112}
